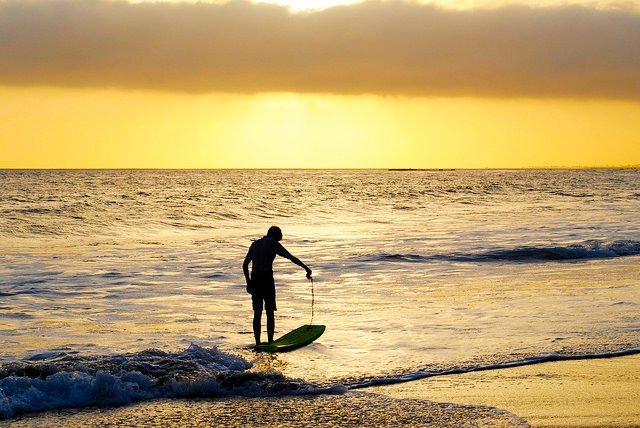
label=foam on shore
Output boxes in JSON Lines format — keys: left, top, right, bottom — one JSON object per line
{"left": 0, "top": 345, "right": 343, "bottom": 420}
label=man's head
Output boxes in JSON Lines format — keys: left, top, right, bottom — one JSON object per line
{"left": 267, "top": 226, "right": 283, "bottom": 241}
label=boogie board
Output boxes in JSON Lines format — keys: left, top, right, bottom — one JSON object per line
{"left": 254, "top": 325, "right": 325, "bottom": 352}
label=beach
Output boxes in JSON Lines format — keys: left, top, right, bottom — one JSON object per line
{"left": 2, "top": 0, "right": 639, "bottom": 422}
{"left": 4, "top": 355, "right": 638, "bottom": 427}
{"left": 374, "top": 354, "right": 640, "bottom": 427}
{"left": 1, "top": 169, "right": 638, "bottom": 424}
{"left": 3, "top": 393, "right": 527, "bottom": 427}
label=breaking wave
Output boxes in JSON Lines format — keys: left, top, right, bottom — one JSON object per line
{"left": 0, "top": 345, "right": 344, "bottom": 419}
{"left": 2, "top": 344, "right": 639, "bottom": 420}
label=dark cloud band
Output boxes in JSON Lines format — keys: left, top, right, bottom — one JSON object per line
{"left": 1, "top": 0, "right": 639, "bottom": 98}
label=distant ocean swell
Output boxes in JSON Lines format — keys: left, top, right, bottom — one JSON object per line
{"left": 0, "top": 345, "right": 344, "bottom": 419}
{"left": 364, "top": 240, "right": 640, "bottom": 263}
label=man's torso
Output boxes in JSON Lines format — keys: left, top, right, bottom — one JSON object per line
{"left": 250, "top": 236, "right": 279, "bottom": 274}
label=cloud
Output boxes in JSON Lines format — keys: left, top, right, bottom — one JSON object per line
{"left": 0, "top": 0, "right": 639, "bottom": 98}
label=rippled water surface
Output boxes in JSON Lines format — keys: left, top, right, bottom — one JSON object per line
{"left": 0, "top": 169, "right": 639, "bottom": 417}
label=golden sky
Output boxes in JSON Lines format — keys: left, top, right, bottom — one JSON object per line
{"left": 1, "top": 0, "right": 639, "bottom": 168}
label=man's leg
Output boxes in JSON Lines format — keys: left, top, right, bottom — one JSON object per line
{"left": 266, "top": 309, "right": 275, "bottom": 344}
{"left": 253, "top": 309, "right": 262, "bottom": 346}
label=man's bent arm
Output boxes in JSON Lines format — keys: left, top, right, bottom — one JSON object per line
{"left": 290, "top": 255, "right": 312, "bottom": 277}
{"left": 276, "top": 243, "right": 312, "bottom": 277}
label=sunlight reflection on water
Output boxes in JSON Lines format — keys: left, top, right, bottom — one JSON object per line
{"left": 0, "top": 169, "right": 639, "bottom": 383}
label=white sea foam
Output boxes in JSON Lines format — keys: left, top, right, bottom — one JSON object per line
{"left": 0, "top": 345, "right": 344, "bottom": 419}
{"left": 2, "top": 344, "right": 637, "bottom": 420}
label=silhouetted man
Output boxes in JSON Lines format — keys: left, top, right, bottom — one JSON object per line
{"left": 243, "top": 226, "right": 312, "bottom": 347}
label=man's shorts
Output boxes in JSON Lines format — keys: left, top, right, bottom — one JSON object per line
{"left": 250, "top": 272, "right": 277, "bottom": 312}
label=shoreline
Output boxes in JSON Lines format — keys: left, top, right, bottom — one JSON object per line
{"left": 3, "top": 354, "right": 638, "bottom": 427}
{"left": 1, "top": 167, "right": 639, "bottom": 171}
{"left": 348, "top": 348, "right": 640, "bottom": 389}
{"left": 371, "top": 354, "right": 640, "bottom": 427}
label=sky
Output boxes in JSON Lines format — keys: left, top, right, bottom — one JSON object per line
{"left": 1, "top": 0, "right": 639, "bottom": 168}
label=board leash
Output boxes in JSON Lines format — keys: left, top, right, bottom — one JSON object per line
{"left": 309, "top": 276, "right": 315, "bottom": 327}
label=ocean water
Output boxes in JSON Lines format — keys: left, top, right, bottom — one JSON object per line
{"left": 0, "top": 169, "right": 639, "bottom": 419}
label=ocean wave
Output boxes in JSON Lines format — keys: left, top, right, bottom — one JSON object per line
{"left": 2, "top": 344, "right": 638, "bottom": 420}
{"left": 364, "top": 240, "right": 640, "bottom": 263}
{"left": 0, "top": 345, "right": 344, "bottom": 419}
{"left": 475, "top": 240, "right": 640, "bottom": 261}
{"left": 369, "top": 253, "right": 428, "bottom": 262}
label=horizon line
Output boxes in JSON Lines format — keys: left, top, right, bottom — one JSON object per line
{"left": 1, "top": 166, "right": 639, "bottom": 171}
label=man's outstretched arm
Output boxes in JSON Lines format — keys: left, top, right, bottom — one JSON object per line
{"left": 276, "top": 243, "right": 312, "bottom": 278}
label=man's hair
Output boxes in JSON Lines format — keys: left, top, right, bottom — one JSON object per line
{"left": 267, "top": 225, "right": 283, "bottom": 241}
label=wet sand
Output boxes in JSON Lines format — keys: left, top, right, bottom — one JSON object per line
{"left": 372, "top": 355, "right": 640, "bottom": 427}
{"left": 4, "top": 392, "right": 527, "bottom": 427}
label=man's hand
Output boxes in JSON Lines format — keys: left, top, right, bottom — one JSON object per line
{"left": 246, "top": 278, "right": 254, "bottom": 295}
{"left": 305, "top": 267, "right": 312, "bottom": 279}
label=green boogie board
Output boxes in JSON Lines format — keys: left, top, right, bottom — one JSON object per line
{"left": 254, "top": 325, "right": 325, "bottom": 352}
